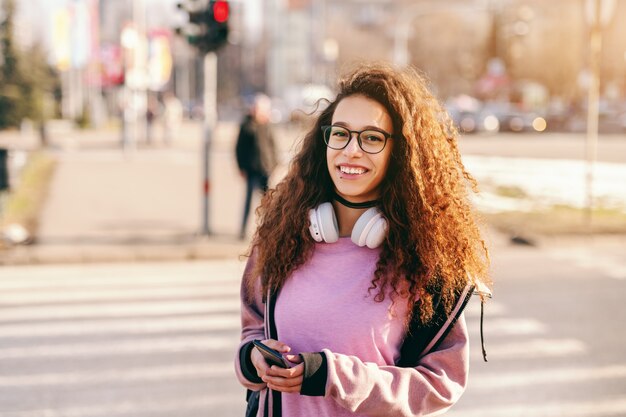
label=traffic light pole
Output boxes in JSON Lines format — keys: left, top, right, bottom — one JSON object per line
{"left": 201, "top": 51, "right": 217, "bottom": 236}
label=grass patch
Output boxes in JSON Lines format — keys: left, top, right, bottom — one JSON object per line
{"left": 0, "top": 151, "right": 57, "bottom": 241}
{"left": 482, "top": 205, "right": 626, "bottom": 236}
{"left": 494, "top": 185, "right": 527, "bottom": 199}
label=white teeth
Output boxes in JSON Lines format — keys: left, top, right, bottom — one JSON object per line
{"left": 340, "top": 166, "right": 366, "bottom": 175}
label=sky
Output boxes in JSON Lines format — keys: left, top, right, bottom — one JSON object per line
{"left": 16, "top": 0, "right": 257, "bottom": 52}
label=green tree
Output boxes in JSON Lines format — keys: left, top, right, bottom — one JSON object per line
{"left": 0, "top": 0, "right": 59, "bottom": 130}
{"left": 0, "top": 0, "right": 22, "bottom": 128}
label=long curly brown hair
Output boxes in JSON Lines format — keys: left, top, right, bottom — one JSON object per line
{"left": 246, "top": 63, "right": 490, "bottom": 324}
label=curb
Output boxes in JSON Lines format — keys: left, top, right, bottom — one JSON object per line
{"left": 0, "top": 239, "right": 251, "bottom": 266}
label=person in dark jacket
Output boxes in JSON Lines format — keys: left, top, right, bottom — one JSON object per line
{"left": 236, "top": 94, "right": 279, "bottom": 240}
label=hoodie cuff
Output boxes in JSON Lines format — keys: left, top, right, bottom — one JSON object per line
{"left": 239, "top": 341, "right": 263, "bottom": 384}
{"left": 300, "top": 352, "right": 328, "bottom": 396}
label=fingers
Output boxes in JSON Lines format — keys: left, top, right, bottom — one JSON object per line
{"left": 262, "top": 363, "right": 304, "bottom": 393}
{"left": 284, "top": 354, "right": 302, "bottom": 364}
{"left": 250, "top": 349, "right": 270, "bottom": 377}
{"left": 262, "top": 339, "right": 291, "bottom": 353}
{"left": 266, "top": 363, "right": 304, "bottom": 378}
{"left": 265, "top": 376, "right": 303, "bottom": 393}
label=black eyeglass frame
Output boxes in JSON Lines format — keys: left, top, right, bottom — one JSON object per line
{"left": 321, "top": 125, "right": 393, "bottom": 154}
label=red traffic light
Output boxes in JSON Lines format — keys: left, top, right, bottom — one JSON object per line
{"left": 212, "top": 1, "right": 229, "bottom": 23}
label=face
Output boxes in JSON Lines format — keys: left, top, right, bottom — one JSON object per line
{"left": 253, "top": 95, "right": 272, "bottom": 123}
{"left": 326, "top": 94, "right": 394, "bottom": 203}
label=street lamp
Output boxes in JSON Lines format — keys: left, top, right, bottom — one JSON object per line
{"left": 584, "top": 0, "right": 615, "bottom": 231}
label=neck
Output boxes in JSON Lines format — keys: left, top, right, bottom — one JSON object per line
{"left": 332, "top": 201, "right": 367, "bottom": 237}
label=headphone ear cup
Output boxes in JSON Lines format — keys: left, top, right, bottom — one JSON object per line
{"left": 309, "top": 202, "right": 339, "bottom": 243}
{"left": 351, "top": 207, "right": 387, "bottom": 248}
{"left": 365, "top": 217, "right": 387, "bottom": 248}
{"left": 308, "top": 208, "right": 323, "bottom": 242}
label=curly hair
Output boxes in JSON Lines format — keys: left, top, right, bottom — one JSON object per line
{"left": 246, "top": 63, "right": 490, "bottom": 324}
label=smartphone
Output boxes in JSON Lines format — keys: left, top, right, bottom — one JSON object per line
{"left": 252, "top": 340, "right": 292, "bottom": 368}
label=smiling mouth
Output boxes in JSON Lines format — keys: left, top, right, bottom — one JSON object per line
{"left": 338, "top": 165, "right": 368, "bottom": 175}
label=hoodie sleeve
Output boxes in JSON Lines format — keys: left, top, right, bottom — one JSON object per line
{"left": 234, "top": 253, "right": 268, "bottom": 391}
{"left": 323, "top": 315, "right": 469, "bottom": 417}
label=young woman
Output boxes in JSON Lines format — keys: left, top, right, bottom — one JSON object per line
{"left": 235, "top": 63, "right": 490, "bottom": 417}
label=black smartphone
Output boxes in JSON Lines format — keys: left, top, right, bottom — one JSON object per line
{"left": 252, "top": 340, "right": 292, "bottom": 368}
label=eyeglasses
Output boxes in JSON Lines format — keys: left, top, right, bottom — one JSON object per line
{"left": 321, "top": 125, "right": 392, "bottom": 154}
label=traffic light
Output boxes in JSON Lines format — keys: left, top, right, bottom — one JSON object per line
{"left": 176, "top": 0, "right": 229, "bottom": 54}
{"left": 207, "top": 0, "right": 229, "bottom": 50}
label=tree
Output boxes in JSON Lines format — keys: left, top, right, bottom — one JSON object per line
{"left": 0, "top": 0, "right": 22, "bottom": 128}
{"left": 0, "top": 0, "right": 59, "bottom": 130}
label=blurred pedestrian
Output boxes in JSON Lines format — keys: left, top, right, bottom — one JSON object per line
{"left": 146, "top": 94, "right": 161, "bottom": 145}
{"left": 162, "top": 91, "right": 183, "bottom": 145}
{"left": 235, "top": 63, "right": 491, "bottom": 417}
{"left": 235, "top": 93, "right": 278, "bottom": 240}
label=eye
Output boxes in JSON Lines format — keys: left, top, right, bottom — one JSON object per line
{"left": 331, "top": 127, "right": 348, "bottom": 137}
{"left": 362, "top": 131, "right": 384, "bottom": 142}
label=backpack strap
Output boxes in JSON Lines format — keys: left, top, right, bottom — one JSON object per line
{"left": 267, "top": 289, "right": 282, "bottom": 417}
{"left": 397, "top": 283, "right": 475, "bottom": 367}
{"left": 245, "top": 288, "right": 281, "bottom": 417}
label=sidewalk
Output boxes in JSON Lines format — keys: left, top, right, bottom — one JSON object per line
{"left": 0, "top": 120, "right": 259, "bottom": 265}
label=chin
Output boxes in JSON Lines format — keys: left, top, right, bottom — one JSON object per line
{"left": 335, "top": 186, "right": 376, "bottom": 202}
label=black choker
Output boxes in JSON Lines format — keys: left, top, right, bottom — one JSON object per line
{"left": 333, "top": 194, "right": 379, "bottom": 209}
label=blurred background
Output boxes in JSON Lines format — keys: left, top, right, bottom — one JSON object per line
{"left": 0, "top": 0, "right": 625, "bottom": 416}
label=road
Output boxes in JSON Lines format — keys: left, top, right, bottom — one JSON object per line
{"left": 1, "top": 240, "right": 625, "bottom": 417}
{"left": 456, "top": 132, "right": 626, "bottom": 164}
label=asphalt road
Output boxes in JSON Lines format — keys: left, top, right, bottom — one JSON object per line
{"left": 1, "top": 239, "right": 625, "bottom": 417}
{"left": 456, "top": 132, "right": 626, "bottom": 164}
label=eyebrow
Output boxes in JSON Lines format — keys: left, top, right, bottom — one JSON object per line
{"left": 332, "top": 121, "right": 392, "bottom": 133}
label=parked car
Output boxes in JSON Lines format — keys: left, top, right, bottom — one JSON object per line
{"left": 483, "top": 102, "right": 547, "bottom": 133}
{"left": 445, "top": 95, "right": 500, "bottom": 134}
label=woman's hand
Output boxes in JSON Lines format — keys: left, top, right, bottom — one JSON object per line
{"left": 263, "top": 356, "right": 304, "bottom": 393}
{"left": 251, "top": 339, "right": 305, "bottom": 393}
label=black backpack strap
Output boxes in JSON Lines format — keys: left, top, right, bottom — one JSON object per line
{"left": 267, "top": 289, "right": 282, "bottom": 417}
{"left": 397, "top": 283, "right": 474, "bottom": 367}
{"left": 245, "top": 288, "right": 280, "bottom": 417}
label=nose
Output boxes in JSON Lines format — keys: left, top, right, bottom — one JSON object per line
{"left": 342, "top": 132, "right": 362, "bottom": 156}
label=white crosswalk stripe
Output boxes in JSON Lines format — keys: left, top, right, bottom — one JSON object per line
{"left": 546, "top": 247, "right": 626, "bottom": 280}
{"left": 2, "top": 394, "right": 246, "bottom": 417}
{"left": 0, "top": 314, "right": 241, "bottom": 338}
{"left": 446, "top": 396, "right": 626, "bottom": 417}
{"left": 470, "top": 364, "right": 626, "bottom": 390}
{"left": 0, "top": 362, "right": 236, "bottom": 388}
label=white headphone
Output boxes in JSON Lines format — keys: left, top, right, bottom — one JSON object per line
{"left": 308, "top": 202, "right": 388, "bottom": 248}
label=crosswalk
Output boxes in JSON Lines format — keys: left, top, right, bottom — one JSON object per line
{"left": 0, "top": 261, "right": 248, "bottom": 417}
{"left": 448, "top": 296, "right": 626, "bottom": 417}
{"left": 1, "top": 259, "right": 625, "bottom": 417}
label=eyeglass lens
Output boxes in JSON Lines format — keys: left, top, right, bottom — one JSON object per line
{"left": 324, "top": 126, "right": 387, "bottom": 154}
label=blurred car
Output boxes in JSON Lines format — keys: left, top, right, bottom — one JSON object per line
{"left": 552, "top": 99, "right": 626, "bottom": 133}
{"left": 484, "top": 102, "right": 547, "bottom": 133}
{"left": 445, "top": 95, "right": 500, "bottom": 134}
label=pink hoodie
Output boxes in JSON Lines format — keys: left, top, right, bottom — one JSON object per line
{"left": 235, "top": 238, "right": 469, "bottom": 416}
